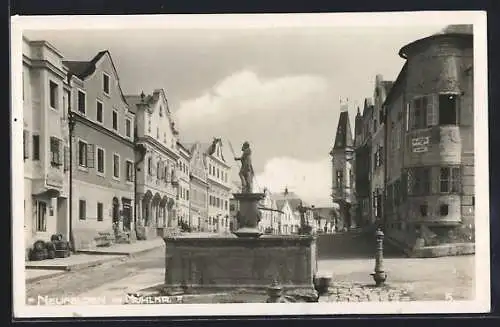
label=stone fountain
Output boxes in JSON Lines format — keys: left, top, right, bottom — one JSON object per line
{"left": 163, "top": 142, "right": 318, "bottom": 300}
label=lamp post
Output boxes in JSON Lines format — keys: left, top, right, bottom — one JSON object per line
{"left": 370, "top": 228, "right": 387, "bottom": 287}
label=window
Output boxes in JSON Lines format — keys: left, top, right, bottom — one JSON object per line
{"left": 412, "top": 97, "right": 428, "bottom": 130}
{"left": 32, "top": 135, "right": 40, "bottom": 160}
{"left": 64, "top": 89, "right": 71, "bottom": 112}
{"left": 126, "top": 161, "right": 134, "bottom": 182}
{"left": 78, "top": 141, "right": 95, "bottom": 168}
{"left": 126, "top": 119, "right": 131, "bottom": 138}
{"left": 97, "top": 202, "right": 104, "bottom": 221}
{"left": 164, "top": 132, "right": 167, "bottom": 143}
{"left": 50, "top": 137, "right": 61, "bottom": 167}
{"left": 156, "top": 127, "right": 159, "bottom": 139}
{"left": 439, "top": 94, "right": 459, "bottom": 125}
{"left": 186, "top": 190, "right": 189, "bottom": 201}
{"left": 159, "top": 106, "right": 163, "bottom": 117}
{"left": 164, "top": 165, "right": 169, "bottom": 182}
{"left": 336, "top": 170, "right": 343, "bottom": 189}
{"left": 472, "top": 196, "right": 475, "bottom": 207}
{"left": 440, "top": 167, "right": 461, "bottom": 193}
{"left": 374, "top": 145, "right": 384, "bottom": 168}
{"left": 112, "top": 111, "right": 118, "bottom": 131}
{"left": 113, "top": 154, "right": 120, "bottom": 179}
{"left": 157, "top": 161, "right": 161, "bottom": 179}
{"left": 408, "top": 167, "right": 430, "bottom": 195}
{"left": 103, "top": 73, "right": 110, "bottom": 95}
{"left": 405, "top": 103, "right": 410, "bottom": 132}
{"left": 225, "top": 201, "right": 228, "bottom": 210}
{"left": 36, "top": 201, "right": 47, "bottom": 231}
{"left": 79, "top": 199, "right": 86, "bottom": 220}
{"left": 96, "top": 101, "right": 103, "bottom": 123}
{"left": 64, "top": 146, "right": 70, "bottom": 171}
{"left": 23, "top": 130, "right": 29, "bottom": 160}
{"left": 420, "top": 204, "right": 428, "bottom": 217}
{"left": 440, "top": 204, "right": 449, "bottom": 216}
{"left": 148, "top": 157, "right": 152, "bottom": 175}
{"left": 96, "top": 147, "right": 105, "bottom": 174}
{"left": 49, "top": 81, "right": 58, "bottom": 109}
{"left": 77, "top": 90, "right": 86, "bottom": 114}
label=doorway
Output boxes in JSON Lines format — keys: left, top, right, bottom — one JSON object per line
{"left": 122, "top": 198, "right": 132, "bottom": 231}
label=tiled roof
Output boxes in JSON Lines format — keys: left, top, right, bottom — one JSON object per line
{"left": 64, "top": 50, "right": 130, "bottom": 106}
{"left": 275, "top": 199, "right": 287, "bottom": 211}
{"left": 332, "top": 111, "right": 354, "bottom": 150}
{"left": 63, "top": 50, "right": 107, "bottom": 80}
{"left": 124, "top": 95, "right": 142, "bottom": 114}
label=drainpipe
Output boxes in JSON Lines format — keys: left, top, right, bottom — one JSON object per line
{"left": 67, "top": 74, "right": 75, "bottom": 252}
{"left": 134, "top": 140, "right": 147, "bottom": 236}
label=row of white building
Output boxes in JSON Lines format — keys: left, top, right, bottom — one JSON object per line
{"left": 21, "top": 37, "right": 332, "bottom": 258}
{"left": 21, "top": 37, "right": 238, "bottom": 256}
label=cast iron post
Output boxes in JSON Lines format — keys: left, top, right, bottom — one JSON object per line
{"left": 371, "top": 228, "right": 387, "bottom": 287}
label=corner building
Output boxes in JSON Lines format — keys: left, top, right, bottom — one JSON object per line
{"left": 384, "top": 26, "right": 474, "bottom": 245}
{"left": 23, "top": 38, "right": 71, "bottom": 257}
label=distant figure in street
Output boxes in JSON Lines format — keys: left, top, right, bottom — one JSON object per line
{"left": 234, "top": 141, "right": 254, "bottom": 193}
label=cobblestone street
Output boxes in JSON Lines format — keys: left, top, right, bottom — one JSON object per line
{"left": 317, "top": 255, "right": 475, "bottom": 301}
{"left": 26, "top": 240, "right": 475, "bottom": 303}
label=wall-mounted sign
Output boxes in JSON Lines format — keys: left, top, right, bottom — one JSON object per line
{"left": 412, "top": 136, "right": 430, "bottom": 153}
{"left": 413, "top": 145, "right": 428, "bottom": 153}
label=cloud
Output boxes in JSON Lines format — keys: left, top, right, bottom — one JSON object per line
{"left": 175, "top": 70, "right": 328, "bottom": 129}
{"left": 255, "top": 156, "right": 332, "bottom": 207}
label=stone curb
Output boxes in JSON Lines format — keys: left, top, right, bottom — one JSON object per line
{"left": 76, "top": 243, "right": 164, "bottom": 258}
{"left": 26, "top": 255, "right": 128, "bottom": 273}
{"left": 25, "top": 271, "right": 67, "bottom": 284}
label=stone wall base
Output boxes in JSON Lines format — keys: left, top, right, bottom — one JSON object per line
{"left": 385, "top": 234, "right": 475, "bottom": 258}
{"left": 164, "top": 235, "right": 318, "bottom": 292}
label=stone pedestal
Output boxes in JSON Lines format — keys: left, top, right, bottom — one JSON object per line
{"left": 163, "top": 235, "right": 318, "bottom": 296}
{"left": 232, "top": 193, "right": 265, "bottom": 238}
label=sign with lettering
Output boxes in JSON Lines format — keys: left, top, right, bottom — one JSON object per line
{"left": 412, "top": 136, "right": 430, "bottom": 153}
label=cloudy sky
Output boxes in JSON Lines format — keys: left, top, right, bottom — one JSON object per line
{"left": 25, "top": 22, "right": 446, "bottom": 206}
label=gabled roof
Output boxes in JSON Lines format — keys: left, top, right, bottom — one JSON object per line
{"left": 177, "top": 141, "right": 191, "bottom": 155}
{"left": 64, "top": 50, "right": 129, "bottom": 106}
{"left": 271, "top": 192, "right": 310, "bottom": 211}
{"left": 275, "top": 199, "right": 288, "bottom": 211}
{"left": 332, "top": 111, "right": 354, "bottom": 150}
{"left": 124, "top": 95, "right": 141, "bottom": 114}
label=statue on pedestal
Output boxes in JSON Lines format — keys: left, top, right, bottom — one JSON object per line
{"left": 234, "top": 141, "right": 254, "bottom": 193}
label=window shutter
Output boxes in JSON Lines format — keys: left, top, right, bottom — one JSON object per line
{"left": 86, "top": 144, "right": 95, "bottom": 168}
{"left": 23, "top": 130, "right": 29, "bottom": 159}
{"left": 64, "top": 146, "right": 70, "bottom": 171}
{"left": 427, "top": 94, "right": 438, "bottom": 127}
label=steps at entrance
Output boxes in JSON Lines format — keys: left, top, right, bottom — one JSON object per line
{"left": 317, "top": 231, "right": 405, "bottom": 259}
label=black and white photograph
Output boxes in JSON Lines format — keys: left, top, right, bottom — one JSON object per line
{"left": 11, "top": 12, "right": 489, "bottom": 317}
